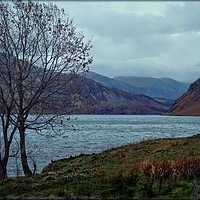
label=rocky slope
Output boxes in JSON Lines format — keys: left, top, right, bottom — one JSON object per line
{"left": 72, "top": 76, "right": 168, "bottom": 115}
{"left": 167, "top": 78, "right": 200, "bottom": 116}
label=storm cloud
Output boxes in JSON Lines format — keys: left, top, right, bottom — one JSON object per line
{"left": 53, "top": 1, "right": 200, "bottom": 83}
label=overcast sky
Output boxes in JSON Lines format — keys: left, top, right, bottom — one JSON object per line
{"left": 51, "top": 1, "right": 200, "bottom": 83}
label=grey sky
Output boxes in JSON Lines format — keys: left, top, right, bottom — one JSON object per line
{"left": 52, "top": 1, "right": 200, "bottom": 83}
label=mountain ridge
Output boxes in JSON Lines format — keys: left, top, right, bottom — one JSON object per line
{"left": 73, "top": 76, "right": 168, "bottom": 115}
{"left": 85, "top": 71, "right": 189, "bottom": 106}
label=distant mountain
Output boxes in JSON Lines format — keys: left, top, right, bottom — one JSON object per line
{"left": 167, "top": 78, "right": 200, "bottom": 116}
{"left": 32, "top": 74, "right": 168, "bottom": 115}
{"left": 0, "top": 53, "right": 168, "bottom": 115}
{"left": 85, "top": 72, "right": 189, "bottom": 106}
{"left": 0, "top": 51, "right": 167, "bottom": 115}
{"left": 85, "top": 71, "right": 135, "bottom": 94}
{"left": 73, "top": 76, "right": 168, "bottom": 115}
{"left": 114, "top": 76, "right": 189, "bottom": 100}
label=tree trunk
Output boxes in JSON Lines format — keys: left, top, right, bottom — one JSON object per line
{"left": 19, "top": 123, "right": 32, "bottom": 177}
{"left": 0, "top": 139, "right": 11, "bottom": 180}
{"left": 0, "top": 162, "right": 7, "bottom": 180}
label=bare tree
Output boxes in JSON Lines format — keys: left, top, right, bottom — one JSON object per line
{"left": 0, "top": 0, "right": 93, "bottom": 178}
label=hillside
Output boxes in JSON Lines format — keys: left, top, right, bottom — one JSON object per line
{"left": 0, "top": 53, "right": 167, "bottom": 115}
{"left": 74, "top": 76, "right": 168, "bottom": 115}
{"left": 85, "top": 72, "right": 189, "bottom": 106}
{"left": 36, "top": 74, "right": 168, "bottom": 115}
{"left": 168, "top": 77, "right": 200, "bottom": 116}
{"left": 1, "top": 135, "right": 200, "bottom": 198}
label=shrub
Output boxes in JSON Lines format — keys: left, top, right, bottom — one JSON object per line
{"left": 140, "top": 158, "right": 200, "bottom": 195}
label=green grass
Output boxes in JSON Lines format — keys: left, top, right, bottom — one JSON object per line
{"left": 0, "top": 134, "right": 200, "bottom": 199}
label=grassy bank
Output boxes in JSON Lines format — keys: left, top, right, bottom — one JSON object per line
{"left": 0, "top": 134, "right": 200, "bottom": 199}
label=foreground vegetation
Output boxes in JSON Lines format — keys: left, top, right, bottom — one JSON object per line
{"left": 0, "top": 134, "right": 200, "bottom": 199}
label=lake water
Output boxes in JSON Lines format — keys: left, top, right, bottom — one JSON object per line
{"left": 7, "top": 115, "right": 200, "bottom": 176}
